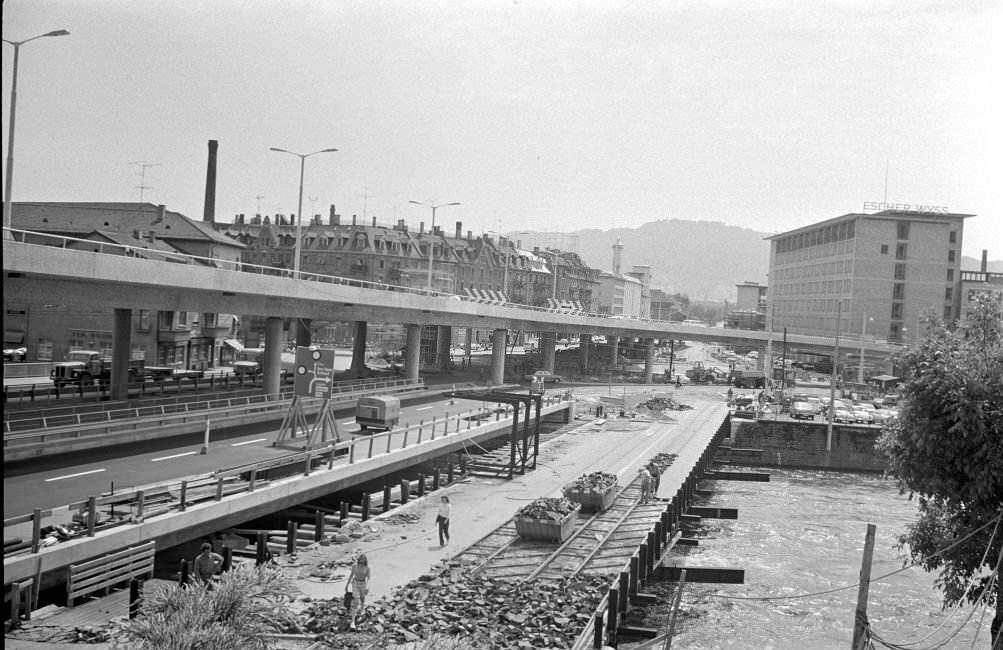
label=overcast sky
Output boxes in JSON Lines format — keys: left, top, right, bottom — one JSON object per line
{"left": 3, "top": 0, "right": 1000, "bottom": 258}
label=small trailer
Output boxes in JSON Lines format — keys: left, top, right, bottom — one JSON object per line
{"left": 355, "top": 395, "right": 401, "bottom": 432}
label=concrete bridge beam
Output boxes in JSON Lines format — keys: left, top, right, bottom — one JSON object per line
{"left": 437, "top": 325, "right": 452, "bottom": 370}
{"left": 263, "top": 316, "right": 283, "bottom": 395}
{"left": 405, "top": 324, "right": 421, "bottom": 381}
{"left": 541, "top": 332, "right": 556, "bottom": 373}
{"left": 349, "top": 321, "right": 368, "bottom": 376}
{"left": 110, "top": 308, "right": 132, "bottom": 401}
{"left": 644, "top": 337, "right": 655, "bottom": 384}
{"left": 491, "top": 328, "right": 507, "bottom": 385}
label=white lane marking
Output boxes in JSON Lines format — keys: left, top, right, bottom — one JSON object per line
{"left": 231, "top": 438, "right": 267, "bottom": 447}
{"left": 151, "top": 451, "right": 198, "bottom": 462}
{"left": 415, "top": 406, "right": 434, "bottom": 411}
{"left": 45, "top": 468, "right": 106, "bottom": 482}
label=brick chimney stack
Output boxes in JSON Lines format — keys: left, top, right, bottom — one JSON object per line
{"left": 455, "top": 221, "right": 463, "bottom": 239}
{"left": 202, "top": 140, "right": 218, "bottom": 223}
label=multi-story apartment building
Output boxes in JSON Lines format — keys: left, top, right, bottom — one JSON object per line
{"left": 8, "top": 202, "right": 242, "bottom": 367}
{"left": 726, "top": 281, "right": 768, "bottom": 330}
{"left": 766, "top": 208, "right": 972, "bottom": 342}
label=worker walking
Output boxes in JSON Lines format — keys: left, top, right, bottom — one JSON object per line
{"left": 639, "top": 467, "right": 653, "bottom": 504}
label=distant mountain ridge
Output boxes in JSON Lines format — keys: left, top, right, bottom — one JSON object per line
{"left": 524, "top": 220, "right": 771, "bottom": 301}
{"left": 519, "top": 219, "right": 1000, "bottom": 302}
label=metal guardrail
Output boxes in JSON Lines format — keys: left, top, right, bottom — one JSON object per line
{"left": 2, "top": 363, "right": 53, "bottom": 380}
{"left": 3, "top": 377, "right": 425, "bottom": 447}
{"left": 3, "top": 394, "right": 569, "bottom": 559}
{"left": 4, "top": 377, "right": 422, "bottom": 434}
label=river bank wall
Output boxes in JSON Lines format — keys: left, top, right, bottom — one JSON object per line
{"left": 728, "top": 419, "right": 888, "bottom": 472}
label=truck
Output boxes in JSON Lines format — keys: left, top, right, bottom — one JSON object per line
{"left": 355, "top": 395, "right": 401, "bottom": 432}
{"left": 732, "top": 370, "right": 767, "bottom": 389}
{"left": 50, "top": 350, "right": 157, "bottom": 388}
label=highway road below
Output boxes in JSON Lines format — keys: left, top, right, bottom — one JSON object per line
{"left": 3, "top": 395, "right": 485, "bottom": 517}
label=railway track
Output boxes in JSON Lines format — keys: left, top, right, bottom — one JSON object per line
{"left": 453, "top": 473, "right": 670, "bottom": 582}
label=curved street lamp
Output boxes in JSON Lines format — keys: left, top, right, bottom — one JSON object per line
{"left": 409, "top": 200, "right": 461, "bottom": 293}
{"left": 3, "top": 29, "right": 71, "bottom": 237}
{"left": 269, "top": 147, "right": 338, "bottom": 278}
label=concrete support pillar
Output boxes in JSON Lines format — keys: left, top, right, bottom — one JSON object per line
{"left": 610, "top": 336, "right": 620, "bottom": 370}
{"left": 405, "top": 324, "right": 422, "bottom": 381}
{"left": 541, "top": 332, "right": 557, "bottom": 373}
{"left": 111, "top": 308, "right": 132, "bottom": 401}
{"left": 644, "top": 338, "right": 655, "bottom": 384}
{"left": 491, "top": 329, "right": 507, "bottom": 385}
{"left": 437, "top": 325, "right": 452, "bottom": 369}
{"left": 263, "top": 317, "right": 283, "bottom": 395}
{"left": 579, "top": 334, "right": 591, "bottom": 371}
{"left": 350, "top": 321, "right": 368, "bottom": 376}
{"left": 295, "top": 318, "right": 312, "bottom": 347}
{"left": 464, "top": 327, "right": 473, "bottom": 361}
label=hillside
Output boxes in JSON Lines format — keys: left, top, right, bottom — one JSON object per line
{"left": 527, "top": 220, "right": 772, "bottom": 301}
{"left": 517, "top": 221, "right": 1001, "bottom": 301}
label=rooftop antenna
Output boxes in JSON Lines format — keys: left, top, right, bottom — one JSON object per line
{"left": 255, "top": 195, "right": 265, "bottom": 214}
{"left": 130, "top": 161, "right": 161, "bottom": 203}
{"left": 360, "top": 186, "right": 373, "bottom": 220}
{"left": 883, "top": 160, "right": 889, "bottom": 204}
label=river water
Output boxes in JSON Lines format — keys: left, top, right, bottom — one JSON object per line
{"left": 663, "top": 468, "right": 993, "bottom": 649}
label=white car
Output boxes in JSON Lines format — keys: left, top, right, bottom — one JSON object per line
{"left": 852, "top": 404, "right": 876, "bottom": 424}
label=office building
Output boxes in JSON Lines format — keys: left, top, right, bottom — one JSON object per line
{"left": 766, "top": 208, "right": 972, "bottom": 342}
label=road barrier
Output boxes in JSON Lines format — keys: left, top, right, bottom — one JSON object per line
{"left": 3, "top": 394, "right": 568, "bottom": 564}
{"left": 3, "top": 378, "right": 426, "bottom": 460}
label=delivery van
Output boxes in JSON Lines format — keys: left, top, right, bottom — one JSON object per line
{"left": 355, "top": 395, "right": 401, "bottom": 432}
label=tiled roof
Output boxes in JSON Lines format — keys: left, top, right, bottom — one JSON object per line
{"left": 11, "top": 202, "right": 244, "bottom": 247}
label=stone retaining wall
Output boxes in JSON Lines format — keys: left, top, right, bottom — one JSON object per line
{"left": 729, "top": 419, "right": 888, "bottom": 472}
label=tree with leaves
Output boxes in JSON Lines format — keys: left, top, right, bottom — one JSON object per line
{"left": 877, "top": 295, "right": 1003, "bottom": 647}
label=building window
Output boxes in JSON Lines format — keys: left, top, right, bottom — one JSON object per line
{"left": 948, "top": 250, "right": 956, "bottom": 263}
{"left": 949, "top": 231, "right": 957, "bottom": 244}
{"left": 896, "top": 243, "right": 908, "bottom": 260}
{"left": 894, "top": 263, "right": 906, "bottom": 280}
{"left": 880, "top": 244, "right": 889, "bottom": 255}
{"left": 897, "top": 221, "right": 910, "bottom": 240}
{"left": 177, "top": 311, "right": 188, "bottom": 326}
{"left": 891, "top": 302, "right": 903, "bottom": 320}
{"left": 944, "top": 305, "right": 953, "bottom": 321}
{"left": 889, "top": 323, "right": 901, "bottom": 340}
{"left": 158, "top": 311, "right": 173, "bottom": 329}
{"left": 945, "top": 287, "right": 953, "bottom": 301}
{"left": 947, "top": 269, "right": 954, "bottom": 281}
{"left": 137, "top": 310, "right": 151, "bottom": 332}
{"left": 893, "top": 283, "right": 905, "bottom": 300}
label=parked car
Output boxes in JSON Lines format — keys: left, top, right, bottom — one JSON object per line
{"left": 852, "top": 403, "right": 876, "bottom": 424}
{"left": 833, "top": 407, "right": 856, "bottom": 423}
{"left": 3, "top": 346, "right": 27, "bottom": 362}
{"left": 790, "top": 402, "right": 817, "bottom": 420}
{"left": 232, "top": 360, "right": 261, "bottom": 377}
{"left": 524, "top": 370, "right": 563, "bottom": 383}
{"left": 871, "top": 408, "right": 898, "bottom": 425}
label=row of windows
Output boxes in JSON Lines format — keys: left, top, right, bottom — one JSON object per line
{"left": 774, "top": 298, "right": 847, "bottom": 314}
{"left": 773, "top": 259, "right": 854, "bottom": 281}
{"left": 775, "top": 279, "right": 853, "bottom": 295}
{"left": 775, "top": 220, "right": 855, "bottom": 253}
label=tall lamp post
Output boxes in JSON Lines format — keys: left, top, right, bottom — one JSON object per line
{"left": 857, "top": 314, "right": 873, "bottom": 385}
{"left": 269, "top": 147, "right": 338, "bottom": 278}
{"left": 3, "top": 29, "right": 70, "bottom": 237}
{"left": 409, "top": 200, "right": 460, "bottom": 293}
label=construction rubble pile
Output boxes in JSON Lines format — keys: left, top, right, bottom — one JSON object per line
{"left": 301, "top": 565, "right": 611, "bottom": 649}
{"left": 637, "top": 395, "right": 693, "bottom": 414}
{"left": 516, "top": 496, "right": 578, "bottom": 521}
{"left": 563, "top": 471, "right": 618, "bottom": 494}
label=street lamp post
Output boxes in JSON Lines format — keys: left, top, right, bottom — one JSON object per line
{"left": 409, "top": 200, "right": 460, "bottom": 294}
{"left": 269, "top": 147, "right": 338, "bottom": 278}
{"left": 857, "top": 314, "right": 873, "bottom": 385}
{"left": 3, "top": 29, "right": 70, "bottom": 237}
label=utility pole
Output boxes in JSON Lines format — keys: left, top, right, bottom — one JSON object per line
{"left": 851, "top": 524, "right": 877, "bottom": 649}
{"left": 827, "top": 300, "right": 842, "bottom": 452}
